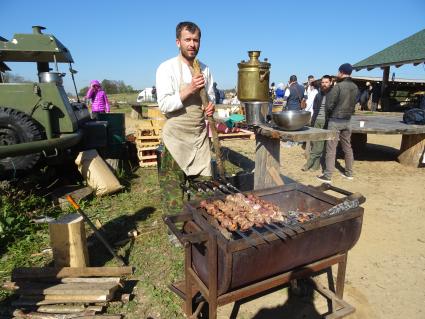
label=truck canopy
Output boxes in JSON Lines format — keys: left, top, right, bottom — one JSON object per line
{"left": 0, "top": 26, "right": 74, "bottom": 64}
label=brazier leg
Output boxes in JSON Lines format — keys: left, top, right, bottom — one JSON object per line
{"left": 336, "top": 252, "right": 348, "bottom": 299}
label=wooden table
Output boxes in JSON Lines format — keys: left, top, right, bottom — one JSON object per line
{"left": 350, "top": 114, "right": 425, "bottom": 167}
{"left": 253, "top": 125, "right": 336, "bottom": 189}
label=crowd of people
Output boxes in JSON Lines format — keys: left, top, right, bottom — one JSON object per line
{"left": 269, "top": 64, "right": 359, "bottom": 183}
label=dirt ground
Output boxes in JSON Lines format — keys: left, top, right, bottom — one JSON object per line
{"left": 126, "top": 116, "right": 425, "bottom": 318}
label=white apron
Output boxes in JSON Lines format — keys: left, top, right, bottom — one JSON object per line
{"left": 162, "top": 58, "right": 212, "bottom": 176}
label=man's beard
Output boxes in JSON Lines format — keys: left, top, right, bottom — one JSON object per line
{"left": 181, "top": 48, "right": 198, "bottom": 61}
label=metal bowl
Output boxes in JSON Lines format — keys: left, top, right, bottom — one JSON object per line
{"left": 272, "top": 110, "right": 311, "bottom": 131}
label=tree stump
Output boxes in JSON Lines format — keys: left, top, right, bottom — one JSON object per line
{"left": 49, "top": 214, "right": 89, "bottom": 267}
{"left": 398, "top": 133, "right": 425, "bottom": 167}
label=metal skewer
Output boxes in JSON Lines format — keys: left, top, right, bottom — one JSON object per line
{"left": 251, "top": 227, "right": 271, "bottom": 244}
{"left": 262, "top": 224, "right": 287, "bottom": 240}
{"left": 235, "top": 229, "right": 259, "bottom": 248}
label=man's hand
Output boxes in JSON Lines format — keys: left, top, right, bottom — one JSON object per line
{"left": 189, "top": 74, "right": 205, "bottom": 94}
{"left": 204, "top": 102, "right": 215, "bottom": 117}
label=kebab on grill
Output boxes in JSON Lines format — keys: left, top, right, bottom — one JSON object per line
{"left": 199, "top": 193, "right": 288, "bottom": 232}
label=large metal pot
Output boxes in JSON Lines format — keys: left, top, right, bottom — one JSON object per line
{"left": 243, "top": 101, "right": 269, "bottom": 125}
{"left": 237, "top": 51, "right": 270, "bottom": 102}
{"left": 38, "top": 72, "right": 64, "bottom": 85}
{"left": 272, "top": 110, "right": 311, "bottom": 131}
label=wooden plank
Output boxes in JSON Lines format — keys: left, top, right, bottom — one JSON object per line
{"left": 267, "top": 166, "right": 284, "bottom": 186}
{"left": 12, "top": 309, "right": 97, "bottom": 319}
{"left": 256, "top": 125, "right": 337, "bottom": 142}
{"left": 136, "top": 146, "right": 158, "bottom": 151}
{"left": 12, "top": 294, "right": 112, "bottom": 305}
{"left": 218, "top": 129, "right": 254, "bottom": 140}
{"left": 60, "top": 277, "right": 122, "bottom": 285}
{"left": 139, "top": 155, "right": 157, "bottom": 160}
{"left": 36, "top": 305, "right": 103, "bottom": 314}
{"left": 3, "top": 278, "right": 121, "bottom": 289}
{"left": 16, "top": 282, "right": 119, "bottom": 296}
{"left": 12, "top": 267, "right": 133, "bottom": 280}
{"left": 49, "top": 214, "right": 89, "bottom": 268}
{"left": 139, "top": 162, "right": 157, "bottom": 168}
{"left": 12, "top": 310, "right": 120, "bottom": 319}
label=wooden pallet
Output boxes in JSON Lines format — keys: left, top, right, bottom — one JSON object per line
{"left": 138, "top": 148, "right": 158, "bottom": 168}
{"left": 136, "top": 119, "right": 164, "bottom": 136}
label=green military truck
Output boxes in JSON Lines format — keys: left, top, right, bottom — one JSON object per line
{"left": 0, "top": 26, "right": 122, "bottom": 179}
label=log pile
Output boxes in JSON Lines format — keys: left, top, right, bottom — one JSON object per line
{"left": 2, "top": 267, "right": 133, "bottom": 319}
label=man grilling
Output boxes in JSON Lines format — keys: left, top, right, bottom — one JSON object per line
{"left": 156, "top": 21, "right": 216, "bottom": 215}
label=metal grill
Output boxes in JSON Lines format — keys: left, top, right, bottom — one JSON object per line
{"left": 163, "top": 182, "right": 366, "bottom": 319}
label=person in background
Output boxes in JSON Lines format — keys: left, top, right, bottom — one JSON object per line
{"left": 359, "top": 81, "right": 371, "bottom": 111}
{"left": 151, "top": 85, "right": 157, "bottom": 102}
{"left": 275, "top": 82, "right": 285, "bottom": 99}
{"left": 213, "top": 82, "right": 221, "bottom": 104}
{"left": 303, "top": 75, "right": 333, "bottom": 171}
{"left": 85, "top": 80, "right": 110, "bottom": 116}
{"left": 318, "top": 63, "right": 358, "bottom": 183}
{"left": 269, "top": 82, "right": 276, "bottom": 100}
{"left": 371, "top": 82, "right": 381, "bottom": 112}
{"left": 283, "top": 75, "right": 307, "bottom": 110}
{"left": 305, "top": 75, "right": 318, "bottom": 114}
{"left": 155, "top": 21, "right": 215, "bottom": 216}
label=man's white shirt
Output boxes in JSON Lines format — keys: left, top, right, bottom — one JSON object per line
{"left": 156, "top": 56, "right": 215, "bottom": 114}
{"left": 305, "top": 85, "right": 318, "bottom": 113}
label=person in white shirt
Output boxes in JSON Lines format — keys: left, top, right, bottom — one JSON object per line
{"left": 156, "top": 21, "right": 215, "bottom": 215}
{"left": 305, "top": 75, "right": 318, "bottom": 113}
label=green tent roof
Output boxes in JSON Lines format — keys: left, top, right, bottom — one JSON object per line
{"left": 353, "top": 29, "right": 425, "bottom": 71}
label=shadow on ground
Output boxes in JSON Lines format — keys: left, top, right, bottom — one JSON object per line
{"left": 337, "top": 142, "right": 399, "bottom": 162}
{"left": 86, "top": 206, "right": 156, "bottom": 266}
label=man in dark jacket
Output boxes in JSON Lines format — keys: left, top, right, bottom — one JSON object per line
{"left": 283, "top": 75, "right": 307, "bottom": 110}
{"left": 318, "top": 64, "right": 358, "bottom": 183}
{"left": 303, "top": 75, "right": 333, "bottom": 171}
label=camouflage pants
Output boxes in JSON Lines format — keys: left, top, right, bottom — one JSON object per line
{"left": 157, "top": 146, "right": 211, "bottom": 216}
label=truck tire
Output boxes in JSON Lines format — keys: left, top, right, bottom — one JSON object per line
{"left": 0, "top": 106, "right": 43, "bottom": 177}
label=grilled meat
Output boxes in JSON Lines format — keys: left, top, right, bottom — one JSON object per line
{"left": 200, "top": 193, "right": 291, "bottom": 232}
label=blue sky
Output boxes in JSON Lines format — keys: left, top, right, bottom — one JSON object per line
{"left": 2, "top": 0, "right": 425, "bottom": 94}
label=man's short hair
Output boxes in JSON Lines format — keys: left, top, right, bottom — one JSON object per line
{"left": 308, "top": 75, "right": 314, "bottom": 80}
{"left": 322, "top": 75, "right": 332, "bottom": 81}
{"left": 176, "top": 21, "right": 201, "bottom": 39}
{"left": 289, "top": 75, "right": 297, "bottom": 83}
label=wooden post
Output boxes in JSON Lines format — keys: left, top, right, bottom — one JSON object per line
{"left": 398, "top": 133, "right": 425, "bottom": 167}
{"left": 381, "top": 66, "right": 390, "bottom": 111}
{"left": 49, "top": 214, "right": 89, "bottom": 267}
{"left": 254, "top": 134, "right": 281, "bottom": 190}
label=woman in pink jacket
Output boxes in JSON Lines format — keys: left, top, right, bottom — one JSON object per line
{"left": 85, "top": 80, "right": 110, "bottom": 114}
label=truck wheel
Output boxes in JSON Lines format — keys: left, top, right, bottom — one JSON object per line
{"left": 0, "top": 107, "right": 43, "bottom": 177}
